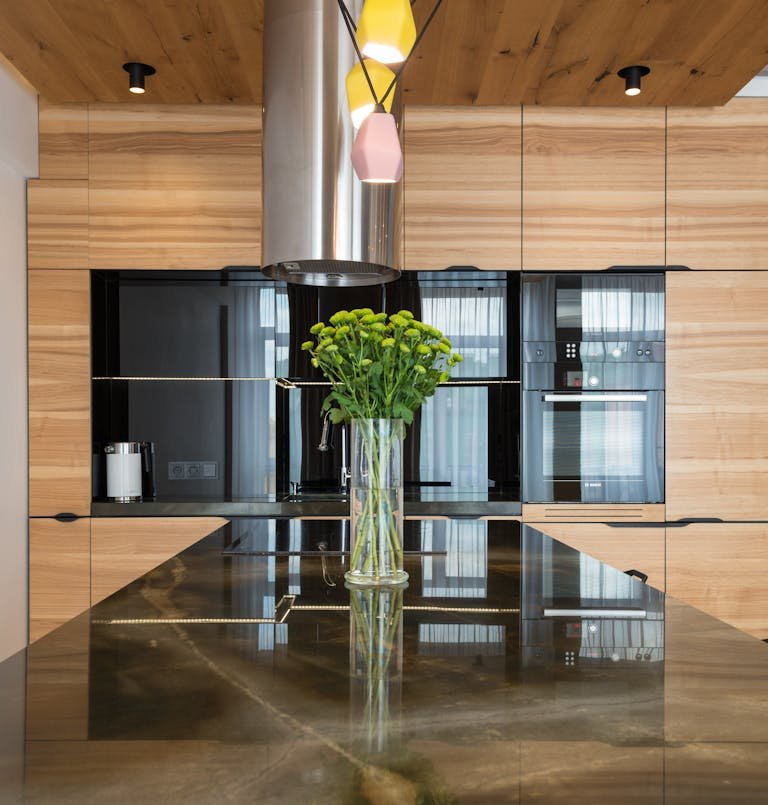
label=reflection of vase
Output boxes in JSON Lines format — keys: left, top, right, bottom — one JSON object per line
{"left": 346, "top": 418, "right": 408, "bottom": 586}
{"left": 349, "top": 584, "right": 405, "bottom": 753}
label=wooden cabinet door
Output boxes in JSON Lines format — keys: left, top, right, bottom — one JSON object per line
{"left": 88, "top": 104, "right": 261, "bottom": 269}
{"left": 666, "top": 271, "right": 768, "bottom": 521}
{"left": 522, "top": 107, "right": 665, "bottom": 270}
{"left": 667, "top": 523, "right": 768, "bottom": 639}
{"left": 667, "top": 98, "right": 768, "bottom": 269}
{"left": 28, "top": 270, "right": 91, "bottom": 516}
{"left": 27, "top": 180, "right": 89, "bottom": 269}
{"left": 403, "top": 106, "right": 521, "bottom": 270}
{"left": 29, "top": 517, "right": 91, "bottom": 642}
{"left": 90, "top": 517, "right": 228, "bottom": 604}
{"left": 531, "top": 522, "right": 666, "bottom": 591}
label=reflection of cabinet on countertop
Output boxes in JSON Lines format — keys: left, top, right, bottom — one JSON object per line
{"left": 528, "top": 522, "right": 666, "bottom": 592}
{"left": 528, "top": 519, "right": 768, "bottom": 640}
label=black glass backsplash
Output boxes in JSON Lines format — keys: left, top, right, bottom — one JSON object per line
{"left": 91, "top": 269, "right": 520, "bottom": 503}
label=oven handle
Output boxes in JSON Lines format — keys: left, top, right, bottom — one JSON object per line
{"left": 543, "top": 393, "right": 648, "bottom": 402}
{"left": 543, "top": 608, "right": 648, "bottom": 618}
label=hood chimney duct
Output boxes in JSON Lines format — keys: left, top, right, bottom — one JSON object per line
{"left": 261, "top": 0, "right": 402, "bottom": 287}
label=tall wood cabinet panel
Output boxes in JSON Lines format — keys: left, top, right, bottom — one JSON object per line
{"left": 531, "top": 523, "right": 665, "bottom": 591}
{"left": 90, "top": 517, "right": 228, "bottom": 605}
{"left": 29, "top": 518, "right": 90, "bottom": 642}
{"left": 667, "top": 523, "right": 768, "bottom": 639}
{"left": 88, "top": 104, "right": 261, "bottom": 269}
{"left": 403, "top": 106, "right": 521, "bottom": 270}
{"left": 28, "top": 270, "right": 91, "bottom": 516}
{"left": 27, "top": 180, "right": 89, "bottom": 269}
{"left": 38, "top": 100, "right": 89, "bottom": 180}
{"left": 522, "top": 107, "right": 665, "bottom": 269}
{"left": 667, "top": 99, "right": 768, "bottom": 269}
{"left": 25, "top": 616, "right": 90, "bottom": 741}
{"left": 666, "top": 271, "right": 768, "bottom": 521}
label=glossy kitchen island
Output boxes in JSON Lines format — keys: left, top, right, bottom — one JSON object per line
{"left": 4, "top": 519, "right": 768, "bottom": 803}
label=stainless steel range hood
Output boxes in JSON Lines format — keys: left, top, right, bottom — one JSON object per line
{"left": 261, "top": 0, "right": 402, "bottom": 287}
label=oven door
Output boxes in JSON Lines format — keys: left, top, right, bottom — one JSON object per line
{"left": 522, "top": 390, "right": 664, "bottom": 503}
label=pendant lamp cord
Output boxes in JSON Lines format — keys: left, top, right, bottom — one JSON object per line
{"left": 337, "top": 0, "right": 445, "bottom": 110}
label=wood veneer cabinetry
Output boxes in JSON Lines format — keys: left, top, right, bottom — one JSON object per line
{"left": 29, "top": 518, "right": 90, "bottom": 642}
{"left": 666, "top": 271, "right": 768, "bottom": 521}
{"left": 90, "top": 517, "right": 228, "bottom": 605}
{"left": 667, "top": 99, "right": 768, "bottom": 269}
{"left": 88, "top": 104, "right": 261, "bottom": 269}
{"left": 29, "top": 103, "right": 262, "bottom": 271}
{"left": 522, "top": 107, "right": 666, "bottom": 270}
{"left": 531, "top": 522, "right": 666, "bottom": 591}
{"left": 28, "top": 270, "right": 91, "bottom": 516}
{"left": 403, "top": 106, "right": 521, "bottom": 270}
{"left": 27, "top": 181, "right": 89, "bottom": 269}
{"left": 667, "top": 523, "right": 768, "bottom": 639}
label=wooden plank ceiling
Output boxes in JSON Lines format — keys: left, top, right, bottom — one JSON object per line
{"left": 0, "top": 0, "right": 766, "bottom": 105}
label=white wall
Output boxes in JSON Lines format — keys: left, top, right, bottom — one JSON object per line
{"left": 0, "top": 59, "right": 37, "bottom": 661}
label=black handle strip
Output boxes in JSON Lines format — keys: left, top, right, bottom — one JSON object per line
{"left": 54, "top": 512, "right": 80, "bottom": 522}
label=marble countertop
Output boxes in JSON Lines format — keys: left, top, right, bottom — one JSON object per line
{"left": 2, "top": 519, "right": 767, "bottom": 803}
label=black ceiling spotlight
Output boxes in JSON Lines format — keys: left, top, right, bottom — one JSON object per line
{"left": 617, "top": 65, "right": 650, "bottom": 97}
{"left": 122, "top": 62, "right": 156, "bottom": 95}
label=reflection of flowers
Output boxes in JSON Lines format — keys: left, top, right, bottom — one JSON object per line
{"left": 349, "top": 585, "right": 405, "bottom": 754}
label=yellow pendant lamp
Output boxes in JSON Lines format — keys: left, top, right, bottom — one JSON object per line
{"left": 356, "top": 0, "right": 417, "bottom": 65}
{"left": 346, "top": 59, "right": 396, "bottom": 128}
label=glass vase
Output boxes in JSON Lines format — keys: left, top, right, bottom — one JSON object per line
{"left": 346, "top": 418, "right": 408, "bottom": 586}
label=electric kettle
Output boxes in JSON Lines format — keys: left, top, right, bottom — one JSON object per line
{"left": 104, "top": 441, "right": 156, "bottom": 502}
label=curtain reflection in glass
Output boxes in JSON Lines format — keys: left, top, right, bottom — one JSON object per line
{"left": 231, "top": 286, "right": 276, "bottom": 496}
{"left": 417, "top": 624, "right": 505, "bottom": 656}
{"left": 228, "top": 520, "right": 287, "bottom": 659}
{"left": 580, "top": 275, "right": 664, "bottom": 341}
{"left": 419, "top": 387, "right": 488, "bottom": 494}
{"left": 421, "top": 286, "right": 506, "bottom": 378}
{"left": 421, "top": 520, "right": 488, "bottom": 598}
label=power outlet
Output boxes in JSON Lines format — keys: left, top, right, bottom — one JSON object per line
{"left": 168, "top": 461, "right": 218, "bottom": 480}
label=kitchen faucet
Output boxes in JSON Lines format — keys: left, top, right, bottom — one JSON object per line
{"left": 318, "top": 410, "right": 350, "bottom": 490}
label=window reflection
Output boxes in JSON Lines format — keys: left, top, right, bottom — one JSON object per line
{"left": 420, "top": 284, "right": 507, "bottom": 378}
{"left": 421, "top": 520, "right": 488, "bottom": 598}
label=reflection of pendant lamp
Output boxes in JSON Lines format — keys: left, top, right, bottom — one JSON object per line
{"left": 356, "top": 0, "right": 417, "bottom": 64}
{"left": 346, "top": 59, "right": 396, "bottom": 128}
{"left": 351, "top": 106, "right": 403, "bottom": 183}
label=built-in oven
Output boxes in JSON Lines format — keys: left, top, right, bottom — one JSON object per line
{"left": 523, "top": 387, "right": 663, "bottom": 503}
{"left": 522, "top": 272, "right": 665, "bottom": 504}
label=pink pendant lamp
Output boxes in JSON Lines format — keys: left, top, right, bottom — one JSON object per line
{"left": 351, "top": 107, "right": 403, "bottom": 183}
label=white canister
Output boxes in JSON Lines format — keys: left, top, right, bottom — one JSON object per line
{"left": 105, "top": 442, "right": 143, "bottom": 502}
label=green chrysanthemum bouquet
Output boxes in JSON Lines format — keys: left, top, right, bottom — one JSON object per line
{"left": 301, "top": 308, "right": 463, "bottom": 424}
{"left": 303, "top": 308, "right": 462, "bottom": 586}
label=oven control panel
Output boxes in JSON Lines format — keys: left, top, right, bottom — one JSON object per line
{"left": 523, "top": 341, "right": 665, "bottom": 364}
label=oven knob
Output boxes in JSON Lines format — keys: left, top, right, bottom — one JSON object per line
{"left": 588, "top": 375, "right": 599, "bottom": 387}
{"left": 536, "top": 349, "right": 543, "bottom": 356}
{"left": 636, "top": 349, "right": 643, "bottom": 356}
{"left": 644, "top": 349, "right": 652, "bottom": 356}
